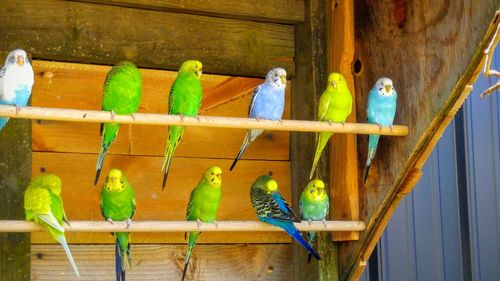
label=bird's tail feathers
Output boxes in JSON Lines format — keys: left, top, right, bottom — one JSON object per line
{"left": 0, "top": 117, "right": 9, "bottom": 131}
{"left": 282, "top": 222, "right": 321, "bottom": 260}
{"left": 57, "top": 235, "right": 80, "bottom": 277}
{"left": 364, "top": 134, "right": 380, "bottom": 184}
{"left": 181, "top": 232, "right": 199, "bottom": 281}
{"left": 306, "top": 231, "right": 317, "bottom": 263}
{"left": 309, "top": 132, "right": 333, "bottom": 179}
{"left": 95, "top": 142, "right": 110, "bottom": 186}
{"left": 161, "top": 126, "right": 184, "bottom": 190}
{"left": 230, "top": 129, "right": 262, "bottom": 171}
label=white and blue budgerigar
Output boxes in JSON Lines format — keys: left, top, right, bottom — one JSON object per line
{"left": 0, "top": 49, "right": 34, "bottom": 131}
{"left": 364, "top": 77, "right": 398, "bottom": 183}
{"left": 229, "top": 67, "right": 287, "bottom": 171}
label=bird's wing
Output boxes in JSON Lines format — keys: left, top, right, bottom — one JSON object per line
{"left": 168, "top": 78, "right": 178, "bottom": 114}
{"left": 0, "top": 66, "right": 6, "bottom": 100}
{"left": 252, "top": 187, "right": 299, "bottom": 222}
{"left": 248, "top": 84, "right": 263, "bottom": 117}
{"left": 317, "top": 92, "right": 330, "bottom": 121}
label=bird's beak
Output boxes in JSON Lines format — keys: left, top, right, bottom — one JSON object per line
{"left": 280, "top": 75, "right": 286, "bottom": 85}
{"left": 331, "top": 81, "right": 337, "bottom": 89}
{"left": 196, "top": 70, "right": 202, "bottom": 79}
{"left": 16, "top": 56, "right": 24, "bottom": 67}
{"left": 385, "top": 85, "right": 391, "bottom": 94}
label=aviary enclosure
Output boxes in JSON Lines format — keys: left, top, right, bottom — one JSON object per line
{"left": 0, "top": 1, "right": 498, "bottom": 281}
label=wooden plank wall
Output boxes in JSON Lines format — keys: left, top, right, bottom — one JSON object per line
{"left": 30, "top": 60, "right": 292, "bottom": 244}
{"left": 339, "top": 1, "right": 499, "bottom": 280}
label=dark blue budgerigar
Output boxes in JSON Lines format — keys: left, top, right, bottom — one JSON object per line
{"left": 364, "top": 77, "right": 398, "bottom": 183}
{"left": 0, "top": 49, "right": 34, "bottom": 131}
{"left": 230, "top": 68, "right": 287, "bottom": 171}
{"left": 250, "top": 175, "right": 321, "bottom": 260}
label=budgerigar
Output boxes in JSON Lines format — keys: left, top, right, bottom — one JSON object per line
{"left": 95, "top": 61, "right": 142, "bottom": 185}
{"left": 0, "top": 49, "right": 34, "bottom": 131}
{"left": 162, "top": 60, "right": 203, "bottom": 190}
{"left": 182, "top": 166, "right": 222, "bottom": 281}
{"left": 364, "top": 78, "right": 397, "bottom": 183}
{"left": 250, "top": 175, "right": 321, "bottom": 260}
{"left": 299, "top": 179, "right": 329, "bottom": 263}
{"left": 24, "top": 174, "right": 79, "bottom": 276}
{"left": 229, "top": 68, "right": 287, "bottom": 171}
{"left": 309, "top": 73, "right": 352, "bottom": 179}
{"left": 100, "top": 169, "right": 136, "bottom": 281}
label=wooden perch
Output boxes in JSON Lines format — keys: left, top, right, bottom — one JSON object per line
{"left": 0, "top": 105, "right": 408, "bottom": 136}
{"left": 0, "top": 220, "right": 366, "bottom": 233}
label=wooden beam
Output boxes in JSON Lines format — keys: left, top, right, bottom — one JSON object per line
{"left": 0, "top": 119, "right": 31, "bottom": 280}
{"left": 72, "top": 0, "right": 305, "bottom": 24}
{"left": 0, "top": 0, "right": 295, "bottom": 77}
{"left": 0, "top": 105, "right": 409, "bottom": 135}
{"left": 327, "top": 0, "right": 359, "bottom": 242}
{"left": 340, "top": 2, "right": 499, "bottom": 280}
{"left": 0, "top": 220, "right": 366, "bottom": 233}
{"left": 290, "top": 1, "right": 333, "bottom": 280}
{"left": 32, "top": 244, "right": 292, "bottom": 280}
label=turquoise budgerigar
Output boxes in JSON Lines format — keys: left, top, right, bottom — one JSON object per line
{"left": 250, "top": 175, "right": 321, "bottom": 260}
{"left": 95, "top": 61, "right": 142, "bottom": 185}
{"left": 24, "top": 174, "right": 79, "bottom": 276}
{"left": 162, "top": 60, "right": 203, "bottom": 190}
{"left": 182, "top": 166, "right": 222, "bottom": 281}
{"left": 309, "top": 73, "right": 352, "bottom": 179}
{"left": 230, "top": 68, "right": 287, "bottom": 171}
{"left": 364, "top": 77, "right": 397, "bottom": 183}
{"left": 0, "top": 49, "right": 34, "bottom": 131}
{"left": 100, "top": 169, "right": 136, "bottom": 281}
{"left": 299, "top": 179, "right": 329, "bottom": 263}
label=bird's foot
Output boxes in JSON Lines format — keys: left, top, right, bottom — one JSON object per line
{"left": 110, "top": 110, "right": 116, "bottom": 121}
{"left": 255, "top": 117, "right": 262, "bottom": 122}
{"left": 106, "top": 218, "right": 114, "bottom": 225}
{"left": 82, "top": 113, "right": 87, "bottom": 119}
{"left": 278, "top": 119, "right": 284, "bottom": 124}
{"left": 179, "top": 113, "right": 185, "bottom": 121}
{"left": 125, "top": 219, "right": 132, "bottom": 229}
{"left": 130, "top": 113, "right": 136, "bottom": 121}
{"left": 196, "top": 219, "right": 202, "bottom": 229}
{"left": 214, "top": 220, "right": 219, "bottom": 229}
{"left": 308, "top": 219, "right": 313, "bottom": 225}
{"left": 15, "top": 105, "right": 21, "bottom": 115}
{"left": 322, "top": 219, "right": 327, "bottom": 228}
{"left": 328, "top": 120, "right": 333, "bottom": 126}
{"left": 342, "top": 121, "right": 346, "bottom": 126}
{"left": 195, "top": 115, "right": 201, "bottom": 122}
{"left": 377, "top": 123, "right": 383, "bottom": 130}
{"left": 389, "top": 125, "right": 394, "bottom": 132}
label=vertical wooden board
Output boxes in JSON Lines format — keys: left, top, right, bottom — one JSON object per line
{"left": 0, "top": 118, "right": 32, "bottom": 281}
{"left": 0, "top": 0, "right": 295, "bottom": 77}
{"left": 31, "top": 152, "right": 291, "bottom": 244}
{"left": 328, "top": 0, "right": 359, "bottom": 241}
{"left": 32, "top": 244, "right": 291, "bottom": 281}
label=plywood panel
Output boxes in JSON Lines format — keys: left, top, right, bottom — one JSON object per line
{"left": 31, "top": 61, "right": 290, "bottom": 160}
{"left": 31, "top": 152, "right": 291, "bottom": 244}
{"left": 32, "top": 244, "right": 291, "bottom": 281}
{"left": 0, "top": 0, "right": 295, "bottom": 77}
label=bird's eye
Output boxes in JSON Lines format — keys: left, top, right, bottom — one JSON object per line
{"left": 275, "top": 73, "right": 278, "bottom": 77}
{"left": 310, "top": 189, "right": 314, "bottom": 194}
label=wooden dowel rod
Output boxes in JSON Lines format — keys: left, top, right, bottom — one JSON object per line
{"left": 0, "top": 105, "right": 408, "bottom": 136}
{"left": 0, "top": 220, "right": 365, "bottom": 233}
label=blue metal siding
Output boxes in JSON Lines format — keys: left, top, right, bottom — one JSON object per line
{"left": 364, "top": 49, "right": 499, "bottom": 281}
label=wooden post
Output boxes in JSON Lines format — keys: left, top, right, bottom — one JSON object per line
{"left": 291, "top": 1, "right": 337, "bottom": 280}
{"left": 0, "top": 118, "right": 31, "bottom": 281}
{"left": 327, "top": 0, "right": 360, "bottom": 242}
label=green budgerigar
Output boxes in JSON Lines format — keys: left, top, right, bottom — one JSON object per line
{"left": 95, "top": 61, "right": 142, "bottom": 185}
{"left": 309, "top": 72, "right": 352, "bottom": 179}
{"left": 162, "top": 60, "right": 203, "bottom": 190}
{"left": 24, "top": 174, "right": 79, "bottom": 276}
{"left": 100, "top": 169, "right": 136, "bottom": 281}
{"left": 181, "top": 166, "right": 222, "bottom": 281}
{"left": 299, "top": 179, "right": 329, "bottom": 263}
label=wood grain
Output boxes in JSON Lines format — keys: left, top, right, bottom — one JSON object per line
{"left": 31, "top": 152, "right": 292, "bottom": 244}
{"left": 31, "top": 60, "right": 290, "bottom": 161}
{"left": 0, "top": 119, "right": 31, "bottom": 280}
{"left": 72, "top": 0, "right": 305, "bottom": 23}
{"left": 32, "top": 244, "right": 292, "bottom": 281}
{"left": 339, "top": 1, "right": 499, "bottom": 280}
{"left": 0, "top": 0, "right": 295, "bottom": 77}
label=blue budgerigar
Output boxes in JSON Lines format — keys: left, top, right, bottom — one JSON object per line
{"left": 0, "top": 49, "right": 34, "bottom": 131}
{"left": 364, "top": 78, "right": 398, "bottom": 183}
{"left": 250, "top": 175, "right": 321, "bottom": 260}
{"left": 229, "top": 68, "right": 287, "bottom": 171}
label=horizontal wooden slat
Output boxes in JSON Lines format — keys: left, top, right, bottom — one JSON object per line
{"left": 32, "top": 244, "right": 291, "bottom": 281}
{"left": 0, "top": 0, "right": 295, "bottom": 77}
{"left": 31, "top": 60, "right": 290, "bottom": 160}
{"left": 0, "top": 220, "right": 366, "bottom": 232}
{"left": 72, "top": 0, "right": 305, "bottom": 24}
{"left": 31, "top": 152, "right": 292, "bottom": 243}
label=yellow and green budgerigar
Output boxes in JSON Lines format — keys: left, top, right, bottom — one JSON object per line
{"left": 309, "top": 72, "right": 352, "bottom": 179}
{"left": 182, "top": 166, "right": 222, "bottom": 281}
{"left": 162, "top": 60, "right": 203, "bottom": 190}
{"left": 299, "top": 179, "right": 329, "bottom": 263}
{"left": 100, "top": 169, "right": 136, "bottom": 281}
{"left": 24, "top": 174, "right": 79, "bottom": 276}
{"left": 95, "top": 61, "right": 142, "bottom": 186}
